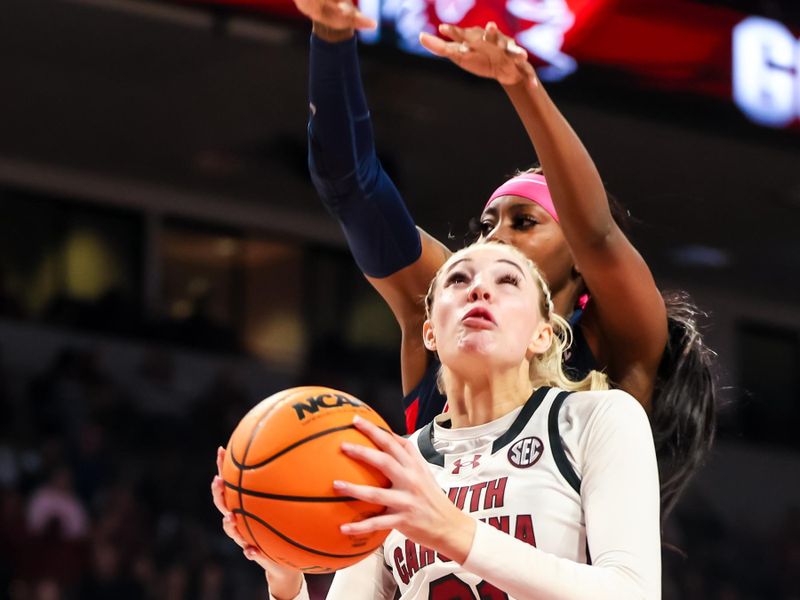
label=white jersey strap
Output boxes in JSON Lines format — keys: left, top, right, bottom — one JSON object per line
{"left": 416, "top": 386, "right": 552, "bottom": 466}
{"left": 547, "top": 390, "right": 581, "bottom": 494}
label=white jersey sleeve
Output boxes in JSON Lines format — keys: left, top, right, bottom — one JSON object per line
{"left": 461, "top": 389, "right": 661, "bottom": 599}
{"left": 268, "top": 546, "right": 396, "bottom": 600}
{"left": 326, "top": 545, "right": 397, "bottom": 600}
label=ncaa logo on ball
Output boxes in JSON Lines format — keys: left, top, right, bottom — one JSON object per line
{"left": 507, "top": 436, "right": 544, "bottom": 468}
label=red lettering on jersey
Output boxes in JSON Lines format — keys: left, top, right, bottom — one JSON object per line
{"left": 419, "top": 544, "right": 436, "bottom": 568}
{"left": 448, "top": 486, "right": 469, "bottom": 510}
{"left": 514, "top": 514, "right": 536, "bottom": 547}
{"left": 484, "top": 477, "right": 507, "bottom": 510}
{"left": 394, "top": 546, "right": 410, "bottom": 584}
{"left": 405, "top": 539, "right": 420, "bottom": 578}
{"left": 468, "top": 482, "right": 488, "bottom": 512}
{"left": 487, "top": 515, "right": 510, "bottom": 534}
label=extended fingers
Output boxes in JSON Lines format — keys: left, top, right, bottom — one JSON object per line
{"left": 340, "top": 513, "right": 398, "bottom": 535}
{"left": 419, "top": 32, "right": 468, "bottom": 62}
{"left": 483, "top": 21, "right": 499, "bottom": 44}
{"left": 222, "top": 512, "right": 248, "bottom": 548}
{"left": 211, "top": 475, "right": 229, "bottom": 515}
{"left": 212, "top": 473, "right": 249, "bottom": 550}
{"left": 438, "top": 23, "right": 473, "bottom": 43}
{"left": 300, "top": 0, "right": 376, "bottom": 29}
{"left": 341, "top": 440, "right": 406, "bottom": 482}
{"left": 333, "top": 478, "right": 403, "bottom": 507}
{"left": 216, "top": 446, "right": 225, "bottom": 477}
{"left": 335, "top": 1, "right": 377, "bottom": 29}
{"left": 352, "top": 416, "right": 415, "bottom": 464}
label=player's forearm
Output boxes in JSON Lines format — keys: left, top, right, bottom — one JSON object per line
{"left": 312, "top": 21, "right": 354, "bottom": 42}
{"left": 308, "top": 33, "right": 371, "bottom": 180}
{"left": 502, "top": 76, "right": 616, "bottom": 251}
{"left": 307, "top": 34, "right": 422, "bottom": 279}
{"left": 266, "top": 570, "right": 307, "bottom": 600}
{"left": 463, "top": 520, "right": 657, "bottom": 599}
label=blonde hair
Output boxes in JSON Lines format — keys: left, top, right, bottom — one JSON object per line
{"left": 424, "top": 242, "right": 608, "bottom": 393}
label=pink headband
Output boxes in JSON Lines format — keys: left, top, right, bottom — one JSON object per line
{"left": 484, "top": 173, "right": 559, "bottom": 222}
{"left": 484, "top": 173, "right": 589, "bottom": 309}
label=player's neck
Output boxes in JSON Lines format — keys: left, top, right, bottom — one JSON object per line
{"left": 551, "top": 281, "right": 583, "bottom": 320}
{"left": 442, "top": 364, "right": 533, "bottom": 428}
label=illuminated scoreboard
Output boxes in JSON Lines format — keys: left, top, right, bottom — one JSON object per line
{"left": 185, "top": 0, "right": 800, "bottom": 130}
{"left": 733, "top": 17, "right": 800, "bottom": 128}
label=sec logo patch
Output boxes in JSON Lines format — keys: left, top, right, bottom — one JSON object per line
{"left": 507, "top": 436, "right": 544, "bottom": 468}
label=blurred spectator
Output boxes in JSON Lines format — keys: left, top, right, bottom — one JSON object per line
{"left": 69, "top": 422, "right": 111, "bottom": 507}
{"left": 26, "top": 466, "right": 88, "bottom": 541}
{"left": 160, "top": 563, "right": 189, "bottom": 600}
{"left": 31, "top": 579, "right": 62, "bottom": 600}
{"left": 0, "top": 344, "right": 12, "bottom": 438}
{"left": 128, "top": 349, "right": 192, "bottom": 421}
{"left": 0, "top": 487, "right": 30, "bottom": 596}
{"left": 190, "top": 368, "right": 250, "bottom": 451}
{"left": 774, "top": 507, "right": 800, "bottom": 599}
{"left": 27, "top": 348, "right": 114, "bottom": 443}
{"left": 77, "top": 539, "right": 143, "bottom": 600}
{"left": 0, "top": 265, "right": 23, "bottom": 319}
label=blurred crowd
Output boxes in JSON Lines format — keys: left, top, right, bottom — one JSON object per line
{"left": 0, "top": 343, "right": 797, "bottom": 599}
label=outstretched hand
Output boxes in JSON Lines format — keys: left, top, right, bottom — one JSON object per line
{"left": 293, "top": 0, "right": 376, "bottom": 31}
{"left": 334, "top": 416, "right": 475, "bottom": 563}
{"left": 420, "top": 22, "right": 536, "bottom": 86}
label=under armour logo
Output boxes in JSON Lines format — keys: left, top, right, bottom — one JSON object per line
{"left": 452, "top": 454, "right": 482, "bottom": 474}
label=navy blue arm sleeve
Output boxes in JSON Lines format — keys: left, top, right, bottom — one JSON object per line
{"left": 308, "top": 34, "right": 422, "bottom": 278}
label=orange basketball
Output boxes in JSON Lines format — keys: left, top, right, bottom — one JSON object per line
{"left": 222, "top": 386, "right": 391, "bottom": 573}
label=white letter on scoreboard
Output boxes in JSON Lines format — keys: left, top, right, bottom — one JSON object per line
{"left": 733, "top": 16, "right": 797, "bottom": 127}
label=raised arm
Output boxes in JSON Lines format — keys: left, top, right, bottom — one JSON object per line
{"left": 298, "top": 1, "right": 451, "bottom": 394}
{"left": 420, "top": 24, "right": 668, "bottom": 406}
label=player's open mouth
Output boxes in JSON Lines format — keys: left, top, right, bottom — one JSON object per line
{"left": 462, "top": 307, "right": 496, "bottom": 327}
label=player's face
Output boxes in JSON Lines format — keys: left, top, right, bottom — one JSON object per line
{"left": 479, "top": 196, "right": 577, "bottom": 295}
{"left": 426, "top": 245, "right": 548, "bottom": 372}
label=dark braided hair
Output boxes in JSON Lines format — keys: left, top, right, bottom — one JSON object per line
{"left": 653, "top": 291, "right": 717, "bottom": 519}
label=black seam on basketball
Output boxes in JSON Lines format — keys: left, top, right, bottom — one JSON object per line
{"left": 232, "top": 508, "right": 376, "bottom": 559}
{"left": 231, "top": 424, "right": 358, "bottom": 470}
{"left": 548, "top": 390, "right": 581, "bottom": 495}
{"left": 236, "top": 389, "right": 294, "bottom": 558}
{"left": 223, "top": 480, "right": 356, "bottom": 502}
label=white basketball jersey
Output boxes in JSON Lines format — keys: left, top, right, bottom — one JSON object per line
{"left": 383, "top": 386, "right": 587, "bottom": 599}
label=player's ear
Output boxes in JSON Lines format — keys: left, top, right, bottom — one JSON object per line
{"left": 423, "top": 320, "right": 437, "bottom": 352}
{"left": 525, "top": 321, "right": 553, "bottom": 360}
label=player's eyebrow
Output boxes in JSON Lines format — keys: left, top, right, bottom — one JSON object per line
{"left": 497, "top": 258, "right": 527, "bottom": 279}
{"left": 445, "top": 258, "right": 472, "bottom": 272}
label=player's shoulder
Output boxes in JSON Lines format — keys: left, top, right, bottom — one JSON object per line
{"left": 557, "top": 387, "right": 648, "bottom": 426}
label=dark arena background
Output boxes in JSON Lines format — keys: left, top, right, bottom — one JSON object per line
{"left": 1, "top": 0, "right": 800, "bottom": 598}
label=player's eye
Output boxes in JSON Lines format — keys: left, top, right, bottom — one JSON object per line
{"left": 513, "top": 215, "right": 538, "bottom": 229}
{"left": 445, "top": 271, "right": 470, "bottom": 286}
{"left": 478, "top": 220, "right": 495, "bottom": 236}
{"left": 498, "top": 273, "right": 520, "bottom": 286}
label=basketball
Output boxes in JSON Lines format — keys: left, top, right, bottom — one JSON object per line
{"left": 221, "top": 386, "right": 392, "bottom": 573}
